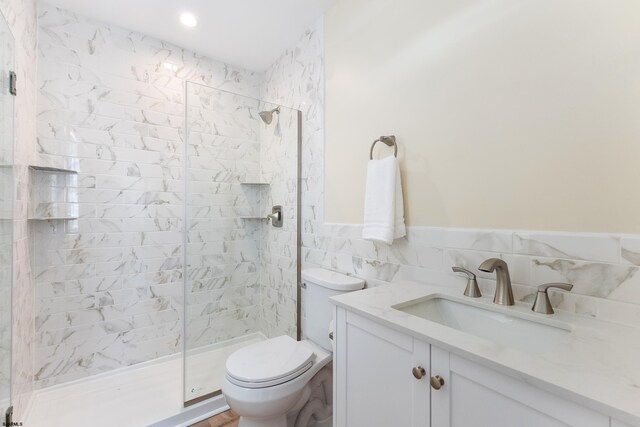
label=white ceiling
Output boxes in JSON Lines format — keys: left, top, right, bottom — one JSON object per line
{"left": 43, "top": 0, "right": 333, "bottom": 71}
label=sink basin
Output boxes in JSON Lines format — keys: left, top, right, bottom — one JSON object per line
{"left": 393, "top": 295, "right": 572, "bottom": 354}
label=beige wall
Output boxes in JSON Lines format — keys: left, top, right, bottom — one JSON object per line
{"left": 324, "top": 0, "right": 640, "bottom": 233}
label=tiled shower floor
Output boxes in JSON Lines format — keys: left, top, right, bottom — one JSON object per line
{"left": 26, "top": 334, "right": 264, "bottom": 427}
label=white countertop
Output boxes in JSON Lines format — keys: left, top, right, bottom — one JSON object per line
{"left": 330, "top": 281, "right": 640, "bottom": 426}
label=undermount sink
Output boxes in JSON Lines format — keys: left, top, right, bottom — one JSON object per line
{"left": 393, "top": 295, "right": 572, "bottom": 354}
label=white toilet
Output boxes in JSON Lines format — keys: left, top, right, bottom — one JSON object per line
{"left": 222, "top": 268, "right": 365, "bottom": 427}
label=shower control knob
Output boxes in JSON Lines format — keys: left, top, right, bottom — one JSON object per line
{"left": 430, "top": 375, "right": 445, "bottom": 390}
{"left": 412, "top": 366, "right": 426, "bottom": 380}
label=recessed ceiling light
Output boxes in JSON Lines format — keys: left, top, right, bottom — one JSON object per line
{"left": 180, "top": 12, "right": 198, "bottom": 28}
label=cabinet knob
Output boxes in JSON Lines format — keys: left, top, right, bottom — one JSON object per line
{"left": 412, "top": 366, "right": 426, "bottom": 380}
{"left": 430, "top": 375, "right": 445, "bottom": 390}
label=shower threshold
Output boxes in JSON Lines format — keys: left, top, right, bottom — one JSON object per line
{"left": 25, "top": 333, "right": 265, "bottom": 427}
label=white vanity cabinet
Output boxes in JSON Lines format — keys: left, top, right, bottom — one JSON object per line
{"left": 334, "top": 307, "right": 611, "bottom": 427}
{"left": 333, "top": 308, "right": 430, "bottom": 427}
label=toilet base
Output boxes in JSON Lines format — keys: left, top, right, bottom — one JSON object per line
{"left": 228, "top": 365, "right": 332, "bottom": 427}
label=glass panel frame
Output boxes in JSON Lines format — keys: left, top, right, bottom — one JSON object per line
{"left": 183, "top": 82, "right": 301, "bottom": 405}
{"left": 0, "top": 8, "right": 14, "bottom": 416}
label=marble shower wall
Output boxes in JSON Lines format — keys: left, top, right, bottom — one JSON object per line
{"left": 184, "top": 84, "right": 300, "bottom": 352}
{"left": 261, "top": 19, "right": 324, "bottom": 338}
{"left": 257, "top": 105, "right": 299, "bottom": 340}
{"left": 0, "top": 0, "right": 38, "bottom": 419}
{"left": 184, "top": 83, "right": 263, "bottom": 350}
{"left": 34, "top": 3, "right": 261, "bottom": 388}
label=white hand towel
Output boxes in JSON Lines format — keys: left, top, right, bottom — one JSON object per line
{"left": 362, "top": 156, "right": 406, "bottom": 244}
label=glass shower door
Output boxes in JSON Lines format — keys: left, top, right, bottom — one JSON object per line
{"left": 184, "top": 82, "right": 300, "bottom": 404}
{"left": 0, "top": 9, "right": 13, "bottom": 419}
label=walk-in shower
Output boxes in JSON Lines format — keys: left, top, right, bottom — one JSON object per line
{"left": 184, "top": 82, "right": 301, "bottom": 405}
{"left": 23, "top": 80, "right": 301, "bottom": 424}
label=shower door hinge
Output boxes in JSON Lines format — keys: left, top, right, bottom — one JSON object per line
{"left": 9, "top": 71, "right": 16, "bottom": 96}
{"left": 5, "top": 405, "right": 13, "bottom": 426}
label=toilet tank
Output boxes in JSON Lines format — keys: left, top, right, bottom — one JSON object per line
{"left": 301, "top": 268, "right": 365, "bottom": 351}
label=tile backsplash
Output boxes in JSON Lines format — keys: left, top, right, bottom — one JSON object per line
{"left": 303, "top": 224, "right": 640, "bottom": 327}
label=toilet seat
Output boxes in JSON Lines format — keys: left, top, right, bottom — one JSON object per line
{"left": 225, "top": 336, "right": 315, "bottom": 389}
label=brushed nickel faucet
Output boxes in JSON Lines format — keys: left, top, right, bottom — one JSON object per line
{"left": 478, "top": 258, "right": 514, "bottom": 306}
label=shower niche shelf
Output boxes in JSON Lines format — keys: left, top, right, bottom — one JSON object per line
{"left": 240, "top": 175, "right": 270, "bottom": 186}
{"left": 28, "top": 165, "right": 79, "bottom": 221}
{"left": 240, "top": 182, "right": 270, "bottom": 186}
{"left": 29, "top": 165, "right": 78, "bottom": 174}
{"left": 239, "top": 179, "right": 270, "bottom": 221}
{"left": 28, "top": 217, "right": 79, "bottom": 221}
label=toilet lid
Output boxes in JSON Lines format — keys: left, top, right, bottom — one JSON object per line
{"left": 225, "top": 336, "right": 315, "bottom": 387}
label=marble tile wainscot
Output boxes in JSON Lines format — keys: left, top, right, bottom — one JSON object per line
{"left": 303, "top": 224, "right": 640, "bottom": 328}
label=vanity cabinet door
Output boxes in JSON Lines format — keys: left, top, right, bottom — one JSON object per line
{"left": 334, "top": 308, "right": 430, "bottom": 427}
{"left": 430, "top": 350, "right": 609, "bottom": 427}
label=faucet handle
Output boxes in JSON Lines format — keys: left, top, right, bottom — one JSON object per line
{"left": 532, "top": 283, "right": 573, "bottom": 314}
{"left": 452, "top": 266, "right": 475, "bottom": 279}
{"left": 537, "top": 283, "right": 573, "bottom": 293}
{"left": 452, "top": 266, "right": 482, "bottom": 298}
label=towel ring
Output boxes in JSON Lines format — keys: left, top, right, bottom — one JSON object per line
{"left": 370, "top": 135, "right": 397, "bottom": 160}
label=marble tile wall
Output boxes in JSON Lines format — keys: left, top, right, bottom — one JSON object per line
{"left": 34, "top": 2, "right": 261, "bottom": 388}
{"left": 257, "top": 104, "right": 299, "bottom": 340}
{"left": 0, "top": 0, "right": 38, "bottom": 419}
{"left": 183, "top": 88, "right": 301, "bottom": 356}
{"left": 11, "top": 167, "right": 33, "bottom": 418}
{"left": 34, "top": 1, "right": 314, "bottom": 393}
{"left": 184, "top": 83, "right": 263, "bottom": 352}
{"left": 261, "top": 19, "right": 324, "bottom": 339}
{"left": 28, "top": 167, "right": 79, "bottom": 219}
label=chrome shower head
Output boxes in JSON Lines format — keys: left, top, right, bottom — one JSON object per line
{"left": 259, "top": 106, "right": 280, "bottom": 125}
